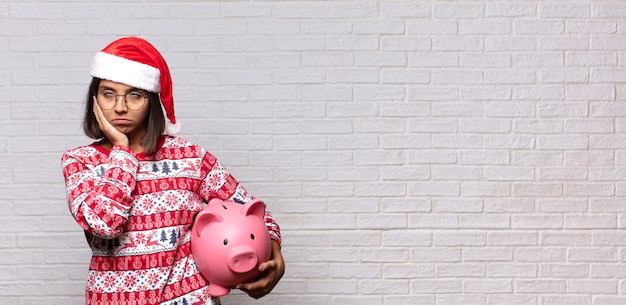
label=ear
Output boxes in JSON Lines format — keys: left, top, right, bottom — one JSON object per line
{"left": 242, "top": 198, "right": 265, "bottom": 219}
{"left": 194, "top": 209, "right": 223, "bottom": 238}
{"left": 208, "top": 198, "right": 224, "bottom": 207}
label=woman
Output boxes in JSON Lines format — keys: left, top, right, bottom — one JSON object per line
{"left": 62, "top": 37, "right": 284, "bottom": 305}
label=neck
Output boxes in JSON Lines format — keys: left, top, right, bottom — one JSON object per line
{"left": 126, "top": 125, "right": 148, "bottom": 153}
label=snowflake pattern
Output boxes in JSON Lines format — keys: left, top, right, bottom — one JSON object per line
{"left": 62, "top": 136, "right": 281, "bottom": 304}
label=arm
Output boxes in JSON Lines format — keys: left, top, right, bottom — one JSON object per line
{"left": 198, "top": 150, "right": 284, "bottom": 298}
{"left": 198, "top": 150, "right": 282, "bottom": 243}
{"left": 62, "top": 146, "right": 139, "bottom": 238}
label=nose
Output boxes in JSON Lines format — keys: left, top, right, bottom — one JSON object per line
{"left": 228, "top": 246, "right": 259, "bottom": 274}
{"left": 113, "top": 95, "right": 128, "bottom": 112}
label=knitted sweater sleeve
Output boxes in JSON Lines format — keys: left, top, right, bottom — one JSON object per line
{"left": 199, "top": 150, "right": 282, "bottom": 245}
{"left": 62, "top": 146, "right": 139, "bottom": 239}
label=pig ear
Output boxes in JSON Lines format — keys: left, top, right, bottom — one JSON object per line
{"left": 242, "top": 198, "right": 266, "bottom": 219}
{"left": 207, "top": 198, "right": 224, "bottom": 207}
{"left": 194, "top": 209, "right": 223, "bottom": 238}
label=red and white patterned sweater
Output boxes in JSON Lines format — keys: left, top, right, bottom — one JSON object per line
{"left": 62, "top": 136, "right": 281, "bottom": 305}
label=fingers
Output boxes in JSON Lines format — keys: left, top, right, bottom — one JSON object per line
{"left": 93, "top": 96, "right": 129, "bottom": 147}
{"left": 92, "top": 96, "right": 104, "bottom": 128}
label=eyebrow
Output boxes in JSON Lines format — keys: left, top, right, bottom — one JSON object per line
{"left": 98, "top": 85, "right": 143, "bottom": 92}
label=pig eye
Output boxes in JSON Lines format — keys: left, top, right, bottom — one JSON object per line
{"left": 223, "top": 239, "right": 228, "bottom": 246}
{"left": 250, "top": 234, "right": 255, "bottom": 240}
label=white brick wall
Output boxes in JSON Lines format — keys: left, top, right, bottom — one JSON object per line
{"left": 1, "top": 1, "right": 626, "bottom": 304}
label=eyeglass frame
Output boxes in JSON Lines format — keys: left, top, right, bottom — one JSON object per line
{"left": 94, "top": 91, "right": 149, "bottom": 111}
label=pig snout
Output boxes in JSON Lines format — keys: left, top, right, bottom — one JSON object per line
{"left": 228, "top": 246, "right": 259, "bottom": 274}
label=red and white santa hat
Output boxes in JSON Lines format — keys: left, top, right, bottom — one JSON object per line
{"left": 90, "top": 36, "right": 181, "bottom": 135}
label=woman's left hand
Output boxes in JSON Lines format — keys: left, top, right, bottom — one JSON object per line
{"left": 236, "top": 240, "right": 285, "bottom": 299}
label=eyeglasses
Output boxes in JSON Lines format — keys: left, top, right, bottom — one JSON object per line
{"left": 96, "top": 91, "right": 148, "bottom": 111}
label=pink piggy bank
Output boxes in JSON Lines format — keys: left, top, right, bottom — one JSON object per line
{"left": 191, "top": 198, "right": 271, "bottom": 297}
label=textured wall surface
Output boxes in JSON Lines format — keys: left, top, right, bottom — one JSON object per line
{"left": 2, "top": 1, "right": 626, "bottom": 304}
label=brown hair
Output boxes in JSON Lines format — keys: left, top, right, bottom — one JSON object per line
{"left": 82, "top": 78, "right": 165, "bottom": 154}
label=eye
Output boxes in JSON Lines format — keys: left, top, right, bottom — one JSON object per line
{"left": 127, "top": 92, "right": 143, "bottom": 101}
{"left": 101, "top": 91, "right": 115, "bottom": 99}
{"left": 223, "top": 239, "right": 228, "bottom": 246}
{"left": 250, "top": 234, "right": 255, "bottom": 240}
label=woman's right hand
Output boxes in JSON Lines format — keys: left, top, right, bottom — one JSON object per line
{"left": 93, "top": 96, "right": 129, "bottom": 147}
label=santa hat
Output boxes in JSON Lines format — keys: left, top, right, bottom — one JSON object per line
{"left": 90, "top": 36, "right": 181, "bottom": 135}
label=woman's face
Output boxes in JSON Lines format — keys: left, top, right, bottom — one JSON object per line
{"left": 95, "top": 80, "right": 150, "bottom": 141}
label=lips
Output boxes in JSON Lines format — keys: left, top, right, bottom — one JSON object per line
{"left": 112, "top": 118, "right": 132, "bottom": 125}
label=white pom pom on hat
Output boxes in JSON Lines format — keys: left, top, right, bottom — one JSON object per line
{"left": 90, "top": 36, "right": 181, "bottom": 135}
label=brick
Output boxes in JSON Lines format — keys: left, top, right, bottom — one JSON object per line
{"left": 569, "top": 248, "right": 618, "bottom": 262}
{"left": 567, "top": 20, "right": 617, "bottom": 34}
{"left": 381, "top": 68, "right": 429, "bottom": 84}
{"left": 516, "top": 20, "right": 564, "bottom": 34}
{"left": 436, "top": 263, "right": 485, "bottom": 277}
{"left": 486, "top": 2, "right": 536, "bottom": 17}
{"left": 464, "top": 279, "right": 512, "bottom": 293}
{"left": 432, "top": 36, "right": 483, "bottom": 51}
{"left": 302, "top": 119, "right": 351, "bottom": 134}
{"left": 407, "top": 20, "right": 457, "bottom": 35}
{"left": 432, "top": 70, "right": 482, "bottom": 85}
{"left": 409, "top": 87, "right": 459, "bottom": 101}
{"left": 460, "top": 118, "right": 511, "bottom": 133}
{"left": 332, "top": 263, "right": 380, "bottom": 279}
{"left": 515, "top": 280, "right": 566, "bottom": 293}
{"left": 409, "top": 181, "right": 460, "bottom": 196}
{"left": 433, "top": 231, "right": 485, "bottom": 246}
{"left": 512, "top": 52, "right": 563, "bottom": 67}
{"left": 360, "top": 248, "right": 408, "bottom": 263}
{"left": 301, "top": 21, "right": 352, "bottom": 34}
{"left": 326, "top": 3, "right": 378, "bottom": 18}
{"left": 354, "top": 84, "right": 408, "bottom": 102}
{"left": 488, "top": 295, "right": 538, "bottom": 305}
{"left": 355, "top": 52, "right": 407, "bottom": 67}
{"left": 541, "top": 37, "right": 591, "bottom": 51}
{"left": 487, "top": 263, "right": 536, "bottom": 277}
{"left": 220, "top": 3, "right": 271, "bottom": 17}
{"left": 384, "top": 264, "right": 434, "bottom": 278}
{"left": 381, "top": 198, "right": 430, "bottom": 213}
{"left": 381, "top": 2, "right": 431, "bottom": 18}
{"left": 382, "top": 230, "right": 430, "bottom": 247}
{"left": 433, "top": 198, "right": 482, "bottom": 213}
{"left": 459, "top": 20, "right": 511, "bottom": 35}
{"left": 434, "top": 3, "right": 483, "bottom": 18}
{"left": 411, "top": 279, "right": 462, "bottom": 293}
{"left": 359, "top": 279, "right": 408, "bottom": 294}
{"left": 329, "top": 68, "right": 379, "bottom": 84}
{"left": 354, "top": 20, "right": 404, "bottom": 35}
{"left": 326, "top": 35, "right": 379, "bottom": 51}
{"left": 540, "top": 263, "right": 588, "bottom": 278}
{"left": 593, "top": 3, "right": 626, "bottom": 17}
{"left": 485, "top": 36, "right": 537, "bottom": 51}
{"left": 431, "top": 165, "right": 481, "bottom": 180}
{"left": 409, "top": 214, "right": 459, "bottom": 229}
{"left": 381, "top": 36, "right": 431, "bottom": 52}
{"left": 541, "top": 3, "right": 590, "bottom": 18}
{"left": 566, "top": 51, "right": 617, "bottom": 66}
{"left": 328, "top": 135, "right": 378, "bottom": 150}
{"left": 330, "top": 230, "right": 380, "bottom": 246}
{"left": 432, "top": 102, "right": 483, "bottom": 117}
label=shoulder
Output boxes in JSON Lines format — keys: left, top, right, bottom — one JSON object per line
{"left": 62, "top": 144, "right": 100, "bottom": 160}
{"left": 160, "top": 136, "right": 202, "bottom": 150}
{"left": 61, "top": 144, "right": 105, "bottom": 166}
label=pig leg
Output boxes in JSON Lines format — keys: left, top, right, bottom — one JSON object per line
{"left": 209, "top": 284, "right": 231, "bottom": 297}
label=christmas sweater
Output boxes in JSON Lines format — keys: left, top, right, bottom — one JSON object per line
{"left": 62, "top": 135, "right": 281, "bottom": 305}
